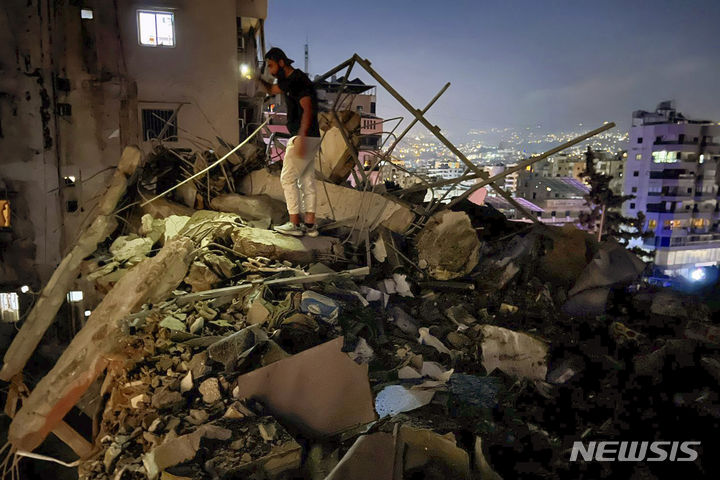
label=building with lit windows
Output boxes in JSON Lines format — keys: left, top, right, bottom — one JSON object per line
{"left": 623, "top": 101, "right": 720, "bottom": 277}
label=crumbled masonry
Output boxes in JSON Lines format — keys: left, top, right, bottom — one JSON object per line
{"left": 2, "top": 125, "right": 718, "bottom": 480}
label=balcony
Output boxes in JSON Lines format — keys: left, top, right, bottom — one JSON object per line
{"left": 652, "top": 142, "right": 700, "bottom": 153}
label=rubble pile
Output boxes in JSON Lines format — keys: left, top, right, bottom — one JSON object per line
{"left": 3, "top": 144, "right": 719, "bottom": 480}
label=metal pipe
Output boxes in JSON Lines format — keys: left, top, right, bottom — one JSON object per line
{"left": 352, "top": 55, "right": 541, "bottom": 223}
{"left": 446, "top": 122, "right": 616, "bottom": 208}
{"left": 384, "top": 82, "right": 451, "bottom": 157}
{"left": 313, "top": 57, "right": 354, "bottom": 84}
{"left": 140, "top": 119, "right": 269, "bottom": 207}
{"left": 399, "top": 172, "right": 484, "bottom": 193}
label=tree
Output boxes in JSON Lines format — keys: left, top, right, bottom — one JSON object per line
{"left": 578, "top": 146, "right": 651, "bottom": 252}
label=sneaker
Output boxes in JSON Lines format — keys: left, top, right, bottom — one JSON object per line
{"left": 274, "top": 222, "right": 304, "bottom": 237}
{"left": 304, "top": 223, "right": 319, "bottom": 238}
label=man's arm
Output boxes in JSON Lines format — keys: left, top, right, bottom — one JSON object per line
{"left": 258, "top": 77, "right": 282, "bottom": 95}
{"left": 294, "top": 96, "right": 314, "bottom": 157}
{"left": 298, "top": 96, "right": 313, "bottom": 137}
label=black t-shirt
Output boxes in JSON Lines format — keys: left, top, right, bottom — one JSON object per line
{"left": 277, "top": 69, "right": 320, "bottom": 138}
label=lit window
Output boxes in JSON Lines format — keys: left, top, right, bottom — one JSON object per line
{"left": 81, "top": 8, "right": 93, "bottom": 19}
{"left": 138, "top": 10, "right": 175, "bottom": 47}
{"left": 67, "top": 291, "right": 84, "bottom": 303}
{"left": 648, "top": 219, "right": 657, "bottom": 229}
{"left": 0, "top": 200, "right": 10, "bottom": 228}
{"left": 1, "top": 293, "right": 20, "bottom": 323}
{"left": 652, "top": 151, "right": 678, "bottom": 163}
{"left": 635, "top": 153, "right": 642, "bottom": 161}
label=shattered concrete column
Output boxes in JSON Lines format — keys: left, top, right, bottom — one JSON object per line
{"left": 8, "top": 235, "right": 195, "bottom": 453}
{"left": 414, "top": 210, "right": 480, "bottom": 280}
{"left": 0, "top": 146, "right": 142, "bottom": 382}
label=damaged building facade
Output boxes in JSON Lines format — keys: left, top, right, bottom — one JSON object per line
{"left": 0, "top": 0, "right": 268, "bottom": 290}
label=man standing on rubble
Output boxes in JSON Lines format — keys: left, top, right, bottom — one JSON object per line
{"left": 257, "top": 47, "right": 321, "bottom": 237}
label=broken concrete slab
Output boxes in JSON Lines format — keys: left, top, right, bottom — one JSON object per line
{"left": 324, "top": 432, "right": 395, "bottom": 480}
{"left": 239, "top": 168, "right": 415, "bottom": 234}
{"left": 207, "top": 325, "right": 268, "bottom": 371}
{"left": 479, "top": 325, "right": 548, "bottom": 381}
{"left": 316, "top": 111, "right": 362, "bottom": 184}
{"left": 233, "top": 337, "right": 376, "bottom": 437}
{"left": 568, "top": 240, "right": 645, "bottom": 297}
{"left": 414, "top": 210, "right": 480, "bottom": 280}
{"left": 109, "top": 235, "right": 154, "bottom": 264}
{"left": 651, "top": 291, "right": 689, "bottom": 319}
{"left": 537, "top": 224, "right": 594, "bottom": 288}
{"left": 198, "top": 378, "right": 222, "bottom": 404}
{"left": 141, "top": 191, "right": 195, "bottom": 219}
{"left": 184, "top": 261, "right": 221, "bottom": 292}
{"left": 142, "top": 424, "right": 232, "bottom": 480}
{"left": 210, "top": 193, "right": 287, "bottom": 225}
{"left": 151, "top": 387, "right": 184, "bottom": 410}
{"left": 397, "top": 426, "right": 471, "bottom": 480}
{"left": 202, "top": 417, "right": 302, "bottom": 478}
{"left": 8, "top": 236, "right": 196, "bottom": 453}
{"left": 231, "top": 226, "right": 343, "bottom": 264}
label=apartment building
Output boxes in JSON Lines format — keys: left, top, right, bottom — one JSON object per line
{"left": 622, "top": 101, "right": 720, "bottom": 276}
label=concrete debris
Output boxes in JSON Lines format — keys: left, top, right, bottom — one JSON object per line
{"left": 184, "top": 261, "right": 221, "bottom": 293}
{"left": 414, "top": 210, "right": 480, "bottom": 280}
{"left": 9, "top": 236, "right": 196, "bottom": 452}
{"left": 418, "top": 327, "right": 451, "bottom": 355}
{"left": 198, "top": 378, "right": 222, "bottom": 404}
{"left": 316, "top": 111, "right": 362, "bottom": 183}
{"left": 142, "top": 424, "right": 232, "bottom": 480}
{"left": 110, "top": 235, "right": 155, "bottom": 264}
{"left": 9, "top": 128, "right": 718, "bottom": 480}
{"left": 207, "top": 325, "right": 268, "bottom": 371}
{"left": 479, "top": 325, "right": 548, "bottom": 381}
{"left": 232, "top": 226, "right": 343, "bottom": 264}
{"left": 233, "top": 337, "right": 376, "bottom": 436}
{"left": 240, "top": 168, "right": 415, "bottom": 234}
{"left": 210, "top": 193, "right": 287, "bottom": 225}
{"left": 564, "top": 240, "right": 645, "bottom": 316}
{"left": 0, "top": 146, "right": 142, "bottom": 382}
{"left": 324, "top": 432, "right": 395, "bottom": 480}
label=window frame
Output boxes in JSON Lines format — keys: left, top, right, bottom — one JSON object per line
{"left": 137, "top": 9, "right": 176, "bottom": 48}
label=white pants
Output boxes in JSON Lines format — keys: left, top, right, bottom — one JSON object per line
{"left": 280, "top": 136, "right": 322, "bottom": 216}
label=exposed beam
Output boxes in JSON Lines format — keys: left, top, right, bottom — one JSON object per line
{"left": 446, "top": 122, "right": 616, "bottom": 208}
{"left": 351, "top": 55, "right": 541, "bottom": 223}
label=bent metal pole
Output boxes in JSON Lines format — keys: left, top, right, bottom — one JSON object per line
{"left": 140, "top": 118, "right": 270, "bottom": 208}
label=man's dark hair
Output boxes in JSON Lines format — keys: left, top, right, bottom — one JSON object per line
{"left": 264, "top": 47, "right": 294, "bottom": 65}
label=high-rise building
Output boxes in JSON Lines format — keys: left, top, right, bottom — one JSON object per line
{"left": 623, "top": 101, "right": 720, "bottom": 277}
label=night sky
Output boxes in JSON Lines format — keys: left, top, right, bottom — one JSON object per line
{"left": 265, "top": 0, "right": 720, "bottom": 139}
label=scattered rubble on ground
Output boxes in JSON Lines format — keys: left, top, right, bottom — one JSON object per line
{"left": 2, "top": 131, "right": 718, "bottom": 480}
